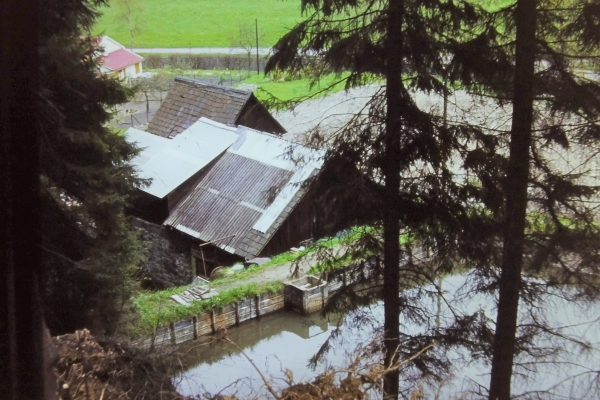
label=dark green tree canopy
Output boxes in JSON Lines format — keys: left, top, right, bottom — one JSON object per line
{"left": 268, "top": 0, "right": 600, "bottom": 398}
{"left": 39, "top": 0, "right": 147, "bottom": 335}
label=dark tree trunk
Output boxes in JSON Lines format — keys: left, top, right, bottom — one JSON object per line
{"left": 383, "top": 0, "right": 404, "bottom": 398}
{"left": 489, "top": 0, "right": 537, "bottom": 399}
{"left": 0, "top": 0, "right": 45, "bottom": 398}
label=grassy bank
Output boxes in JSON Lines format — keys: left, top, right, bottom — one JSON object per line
{"left": 131, "top": 246, "right": 310, "bottom": 334}
{"left": 134, "top": 281, "right": 283, "bottom": 333}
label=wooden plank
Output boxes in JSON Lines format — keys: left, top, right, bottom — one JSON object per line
{"left": 214, "top": 307, "right": 236, "bottom": 329}
{"left": 196, "top": 319, "right": 213, "bottom": 336}
{"left": 170, "top": 294, "right": 188, "bottom": 306}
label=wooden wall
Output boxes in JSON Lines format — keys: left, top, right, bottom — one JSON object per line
{"left": 134, "top": 292, "right": 285, "bottom": 349}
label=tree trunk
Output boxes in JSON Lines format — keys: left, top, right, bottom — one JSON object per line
{"left": 0, "top": 0, "right": 45, "bottom": 398}
{"left": 489, "top": 1, "right": 537, "bottom": 399}
{"left": 383, "top": 0, "right": 404, "bottom": 398}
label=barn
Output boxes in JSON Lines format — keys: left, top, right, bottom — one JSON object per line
{"left": 126, "top": 117, "right": 334, "bottom": 278}
{"left": 146, "top": 77, "right": 286, "bottom": 138}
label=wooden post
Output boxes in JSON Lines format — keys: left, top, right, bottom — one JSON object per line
{"left": 169, "top": 323, "right": 176, "bottom": 344}
{"left": 210, "top": 309, "right": 216, "bottom": 333}
{"left": 192, "top": 316, "right": 198, "bottom": 340}
{"left": 255, "top": 295, "right": 261, "bottom": 318}
{"left": 190, "top": 251, "right": 197, "bottom": 280}
{"left": 201, "top": 247, "right": 207, "bottom": 278}
{"left": 235, "top": 301, "right": 240, "bottom": 326}
{"left": 149, "top": 328, "right": 157, "bottom": 353}
{"left": 255, "top": 19, "right": 260, "bottom": 74}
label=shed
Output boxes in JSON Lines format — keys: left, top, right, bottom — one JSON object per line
{"left": 163, "top": 126, "right": 327, "bottom": 273}
{"left": 146, "top": 77, "right": 286, "bottom": 138}
{"left": 126, "top": 118, "right": 240, "bottom": 223}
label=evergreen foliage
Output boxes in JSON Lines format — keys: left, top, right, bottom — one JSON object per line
{"left": 267, "top": 0, "right": 502, "bottom": 398}
{"left": 38, "top": 0, "right": 147, "bottom": 335}
{"left": 268, "top": 0, "right": 600, "bottom": 398}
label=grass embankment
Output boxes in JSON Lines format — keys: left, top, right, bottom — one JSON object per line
{"left": 93, "top": 0, "right": 303, "bottom": 48}
{"left": 132, "top": 246, "right": 312, "bottom": 334}
{"left": 131, "top": 228, "right": 366, "bottom": 334}
{"left": 134, "top": 280, "right": 283, "bottom": 333}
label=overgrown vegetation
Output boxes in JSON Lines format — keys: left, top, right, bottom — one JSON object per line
{"left": 133, "top": 281, "right": 283, "bottom": 333}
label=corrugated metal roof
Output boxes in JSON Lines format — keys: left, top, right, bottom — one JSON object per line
{"left": 164, "top": 127, "right": 325, "bottom": 258}
{"left": 126, "top": 118, "right": 239, "bottom": 198}
{"left": 232, "top": 127, "right": 325, "bottom": 233}
{"left": 146, "top": 77, "right": 253, "bottom": 138}
{"left": 165, "top": 153, "right": 292, "bottom": 254}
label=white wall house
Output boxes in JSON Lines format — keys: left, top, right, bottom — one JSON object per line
{"left": 98, "top": 36, "right": 144, "bottom": 80}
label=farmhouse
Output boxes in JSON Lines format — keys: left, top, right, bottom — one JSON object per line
{"left": 126, "top": 118, "right": 332, "bottom": 279}
{"left": 97, "top": 36, "right": 144, "bottom": 79}
{"left": 146, "top": 77, "right": 286, "bottom": 138}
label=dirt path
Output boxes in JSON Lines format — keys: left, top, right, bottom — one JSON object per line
{"left": 211, "top": 248, "right": 342, "bottom": 293}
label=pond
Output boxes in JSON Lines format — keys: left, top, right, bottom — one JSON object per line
{"left": 174, "top": 274, "right": 600, "bottom": 399}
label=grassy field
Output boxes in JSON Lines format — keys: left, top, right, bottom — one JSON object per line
{"left": 93, "top": 0, "right": 514, "bottom": 49}
{"left": 239, "top": 72, "right": 352, "bottom": 103}
{"left": 141, "top": 67, "right": 352, "bottom": 102}
{"left": 93, "top": 0, "right": 304, "bottom": 48}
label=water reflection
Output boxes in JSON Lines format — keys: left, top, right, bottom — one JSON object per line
{"left": 175, "top": 275, "right": 600, "bottom": 399}
{"left": 175, "top": 309, "right": 350, "bottom": 398}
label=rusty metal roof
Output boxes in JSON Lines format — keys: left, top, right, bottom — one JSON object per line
{"left": 164, "top": 127, "right": 325, "bottom": 258}
{"left": 146, "top": 77, "right": 253, "bottom": 138}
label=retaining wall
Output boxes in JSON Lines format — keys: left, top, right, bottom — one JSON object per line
{"left": 135, "top": 292, "right": 285, "bottom": 349}
{"left": 135, "top": 265, "right": 361, "bottom": 350}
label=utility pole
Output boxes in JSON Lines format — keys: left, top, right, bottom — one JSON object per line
{"left": 255, "top": 19, "right": 260, "bottom": 75}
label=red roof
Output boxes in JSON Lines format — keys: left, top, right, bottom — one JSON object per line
{"left": 101, "top": 48, "right": 143, "bottom": 71}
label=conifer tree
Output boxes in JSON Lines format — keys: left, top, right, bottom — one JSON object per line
{"left": 267, "top": 1, "right": 502, "bottom": 398}
{"left": 37, "top": 0, "right": 147, "bottom": 335}
{"left": 479, "top": 1, "right": 600, "bottom": 398}
{"left": 268, "top": 0, "right": 600, "bottom": 398}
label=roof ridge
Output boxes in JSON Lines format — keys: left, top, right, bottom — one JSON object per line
{"left": 108, "top": 47, "right": 143, "bottom": 58}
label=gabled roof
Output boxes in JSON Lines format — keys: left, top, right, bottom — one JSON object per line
{"left": 146, "top": 77, "right": 285, "bottom": 138}
{"left": 126, "top": 118, "right": 240, "bottom": 198}
{"left": 164, "top": 126, "right": 325, "bottom": 258}
{"left": 101, "top": 48, "right": 144, "bottom": 71}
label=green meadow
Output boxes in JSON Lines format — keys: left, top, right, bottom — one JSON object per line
{"left": 93, "top": 0, "right": 304, "bottom": 48}
{"left": 93, "top": 0, "right": 514, "bottom": 48}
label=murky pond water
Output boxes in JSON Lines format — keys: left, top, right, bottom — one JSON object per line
{"left": 174, "top": 308, "right": 354, "bottom": 397}
{"left": 175, "top": 275, "right": 600, "bottom": 399}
